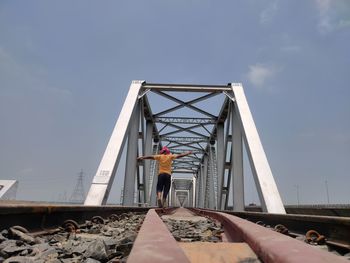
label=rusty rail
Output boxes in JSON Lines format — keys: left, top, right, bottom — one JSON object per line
{"left": 1, "top": 204, "right": 349, "bottom": 262}
{"left": 190, "top": 208, "right": 349, "bottom": 263}
{"left": 0, "top": 204, "right": 149, "bottom": 231}
{"left": 221, "top": 209, "right": 350, "bottom": 251}
{"left": 127, "top": 209, "right": 190, "bottom": 263}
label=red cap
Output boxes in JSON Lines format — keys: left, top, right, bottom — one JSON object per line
{"left": 160, "top": 146, "right": 170, "bottom": 154}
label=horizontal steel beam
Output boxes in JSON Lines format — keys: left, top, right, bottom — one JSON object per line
{"left": 161, "top": 136, "right": 209, "bottom": 143}
{"left": 170, "top": 149, "right": 205, "bottom": 154}
{"left": 142, "top": 83, "right": 231, "bottom": 92}
{"left": 155, "top": 117, "right": 217, "bottom": 124}
{"left": 172, "top": 169, "right": 197, "bottom": 174}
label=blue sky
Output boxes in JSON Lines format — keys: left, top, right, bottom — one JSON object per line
{"left": 0, "top": 0, "right": 349, "bottom": 205}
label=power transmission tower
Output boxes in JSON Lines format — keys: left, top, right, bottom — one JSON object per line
{"left": 69, "top": 169, "right": 86, "bottom": 204}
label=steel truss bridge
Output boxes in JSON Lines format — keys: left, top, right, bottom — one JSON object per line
{"left": 84, "top": 81, "right": 285, "bottom": 214}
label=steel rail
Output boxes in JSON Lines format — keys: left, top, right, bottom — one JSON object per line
{"left": 127, "top": 209, "right": 190, "bottom": 263}
{"left": 128, "top": 207, "right": 349, "bottom": 262}
{"left": 223, "top": 209, "right": 350, "bottom": 251}
{"left": 0, "top": 204, "right": 149, "bottom": 231}
{"left": 1, "top": 204, "right": 349, "bottom": 262}
{"left": 245, "top": 204, "right": 350, "bottom": 217}
{"left": 188, "top": 208, "right": 349, "bottom": 263}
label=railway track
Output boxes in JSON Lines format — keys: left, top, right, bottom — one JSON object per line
{"left": 0, "top": 204, "right": 349, "bottom": 262}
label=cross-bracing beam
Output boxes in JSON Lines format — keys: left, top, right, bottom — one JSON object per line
{"left": 84, "top": 81, "right": 286, "bottom": 214}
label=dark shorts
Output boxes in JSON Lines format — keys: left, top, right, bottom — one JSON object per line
{"left": 156, "top": 173, "right": 171, "bottom": 199}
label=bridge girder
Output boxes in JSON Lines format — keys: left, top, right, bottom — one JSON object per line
{"left": 84, "top": 81, "right": 286, "bottom": 214}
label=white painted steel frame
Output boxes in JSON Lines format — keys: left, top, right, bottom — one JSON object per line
{"left": 149, "top": 141, "right": 159, "bottom": 206}
{"left": 84, "top": 81, "right": 285, "bottom": 214}
{"left": 216, "top": 123, "right": 225, "bottom": 210}
{"left": 0, "top": 180, "right": 18, "bottom": 200}
{"left": 230, "top": 83, "right": 285, "bottom": 213}
{"left": 231, "top": 103, "right": 244, "bottom": 211}
{"left": 122, "top": 102, "right": 140, "bottom": 206}
{"left": 143, "top": 121, "right": 153, "bottom": 203}
{"left": 84, "top": 81, "right": 144, "bottom": 205}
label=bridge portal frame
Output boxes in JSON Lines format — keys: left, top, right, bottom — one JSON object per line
{"left": 84, "top": 81, "right": 285, "bottom": 214}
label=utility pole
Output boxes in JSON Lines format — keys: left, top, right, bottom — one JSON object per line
{"left": 294, "top": 184, "right": 300, "bottom": 206}
{"left": 325, "top": 180, "right": 330, "bottom": 204}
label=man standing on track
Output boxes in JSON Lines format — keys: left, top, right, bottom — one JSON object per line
{"left": 137, "top": 146, "right": 192, "bottom": 208}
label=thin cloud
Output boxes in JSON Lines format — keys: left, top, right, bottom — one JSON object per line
{"left": 260, "top": 0, "right": 279, "bottom": 25}
{"left": 313, "top": 0, "right": 350, "bottom": 33}
{"left": 315, "top": 0, "right": 331, "bottom": 14}
{"left": 314, "top": 0, "right": 332, "bottom": 33}
{"left": 246, "top": 63, "right": 280, "bottom": 88}
{"left": 0, "top": 46, "right": 72, "bottom": 97}
{"left": 339, "top": 19, "right": 350, "bottom": 28}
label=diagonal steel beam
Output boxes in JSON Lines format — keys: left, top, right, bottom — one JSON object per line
{"left": 153, "top": 91, "right": 217, "bottom": 118}
{"left": 160, "top": 122, "right": 209, "bottom": 137}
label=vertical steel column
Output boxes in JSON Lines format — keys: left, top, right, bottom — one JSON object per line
{"left": 148, "top": 141, "right": 159, "bottom": 205}
{"left": 195, "top": 173, "right": 201, "bottom": 207}
{"left": 216, "top": 123, "right": 225, "bottom": 210}
{"left": 150, "top": 151, "right": 159, "bottom": 206}
{"left": 123, "top": 102, "right": 140, "bottom": 206}
{"left": 231, "top": 105, "right": 244, "bottom": 211}
{"left": 186, "top": 191, "right": 190, "bottom": 207}
{"left": 208, "top": 147, "right": 216, "bottom": 209}
{"left": 202, "top": 155, "right": 208, "bottom": 208}
{"left": 170, "top": 182, "right": 175, "bottom": 206}
{"left": 197, "top": 169, "right": 203, "bottom": 207}
{"left": 192, "top": 179, "right": 196, "bottom": 207}
{"left": 136, "top": 166, "right": 143, "bottom": 204}
{"left": 224, "top": 168, "right": 232, "bottom": 210}
{"left": 143, "top": 121, "right": 153, "bottom": 204}
{"left": 139, "top": 99, "right": 146, "bottom": 204}
{"left": 189, "top": 185, "right": 193, "bottom": 207}
{"left": 223, "top": 105, "right": 231, "bottom": 210}
{"left": 168, "top": 183, "right": 171, "bottom": 206}
{"left": 84, "top": 81, "right": 143, "bottom": 205}
{"left": 175, "top": 191, "right": 179, "bottom": 207}
{"left": 231, "top": 83, "right": 285, "bottom": 214}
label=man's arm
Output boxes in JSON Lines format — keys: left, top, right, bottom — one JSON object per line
{"left": 137, "top": 155, "right": 155, "bottom": 160}
{"left": 175, "top": 151, "right": 192, "bottom": 159}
